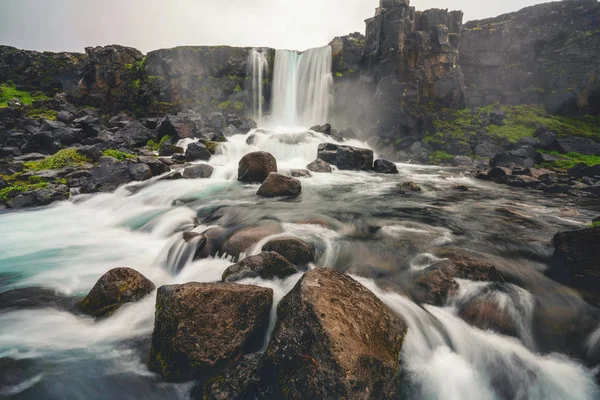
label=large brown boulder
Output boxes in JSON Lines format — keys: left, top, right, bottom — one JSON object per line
{"left": 148, "top": 283, "right": 273, "bottom": 382}
{"left": 238, "top": 151, "right": 277, "bottom": 183}
{"left": 264, "top": 269, "right": 407, "bottom": 399}
{"left": 262, "top": 237, "right": 315, "bottom": 266}
{"left": 410, "top": 267, "right": 459, "bottom": 306}
{"left": 256, "top": 173, "right": 302, "bottom": 198}
{"left": 306, "top": 158, "right": 332, "bottom": 173}
{"left": 78, "top": 267, "right": 155, "bottom": 318}
{"left": 222, "top": 252, "right": 297, "bottom": 282}
{"left": 458, "top": 296, "right": 517, "bottom": 337}
{"left": 222, "top": 224, "right": 283, "bottom": 259}
{"left": 552, "top": 227, "right": 600, "bottom": 303}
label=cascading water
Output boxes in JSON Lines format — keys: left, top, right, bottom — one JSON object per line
{"left": 247, "top": 49, "right": 269, "bottom": 125}
{"left": 271, "top": 46, "right": 332, "bottom": 127}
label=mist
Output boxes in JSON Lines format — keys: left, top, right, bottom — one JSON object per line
{"left": 1, "top": 0, "right": 547, "bottom": 53}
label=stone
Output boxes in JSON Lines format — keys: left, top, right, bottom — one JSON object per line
{"left": 458, "top": 297, "right": 517, "bottom": 337}
{"left": 148, "top": 282, "right": 273, "bottom": 382}
{"left": 568, "top": 164, "right": 600, "bottom": 178}
{"left": 83, "top": 160, "right": 132, "bottom": 193}
{"left": 552, "top": 227, "right": 600, "bottom": 302}
{"left": 0, "top": 287, "right": 75, "bottom": 312}
{"left": 183, "top": 164, "right": 214, "bottom": 179}
{"left": 306, "top": 158, "right": 332, "bottom": 173}
{"left": 397, "top": 181, "right": 421, "bottom": 193}
{"left": 256, "top": 173, "right": 302, "bottom": 198}
{"left": 238, "top": 151, "right": 277, "bottom": 183}
{"left": 138, "top": 156, "right": 170, "bottom": 176}
{"left": 21, "top": 132, "right": 61, "bottom": 155}
{"left": 158, "top": 143, "right": 184, "bottom": 157}
{"left": 373, "top": 159, "right": 399, "bottom": 174}
{"left": 185, "top": 142, "right": 212, "bottom": 162}
{"left": 475, "top": 141, "right": 504, "bottom": 158}
{"left": 222, "top": 224, "right": 284, "bottom": 259}
{"left": 201, "top": 354, "right": 262, "bottom": 400}
{"left": 127, "top": 163, "right": 152, "bottom": 181}
{"left": 113, "top": 121, "right": 154, "bottom": 148}
{"left": 78, "top": 145, "right": 103, "bottom": 162}
{"left": 222, "top": 252, "right": 297, "bottom": 282}
{"left": 289, "top": 169, "right": 312, "bottom": 178}
{"left": 263, "top": 269, "right": 407, "bottom": 399}
{"left": 487, "top": 166, "right": 512, "bottom": 179}
{"left": 8, "top": 185, "right": 70, "bottom": 208}
{"left": 317, "top": 143, "right": 373, "bottom": 171}
{"left": 548, "top": 137, "right": 600, "bottom": 156}
{"left": 262, "top": 237, "right": 315, "bottom": 266}
{"left": 78, "top": 267, "right": 155, "bottom": 318}
{"left": 410, "top": 267, "right": 459, "bottom": 306}
{"left": 157, "top": 114, "right": 195, "bottom": 139}
{"left": 491, "top": 152, "right": 531, "bottom": 169}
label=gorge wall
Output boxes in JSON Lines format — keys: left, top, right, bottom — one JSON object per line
{"left": 0, "top": 0, "right": 599, "bottom": 134}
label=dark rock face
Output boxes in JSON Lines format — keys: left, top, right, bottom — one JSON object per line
{"left": 552, "top": 227, "right": 600, "bottom": 303}
{"left": 306, "top": 158, "right": 332, "bottom": 173}
{"left": 78, "top": 267, "right": 155, "bottom": 318}
{"left": 317, "top": 143, "right": 373, "bottom": 171}
{"left": 373, "top": 159, "right": 399, "bottom": 174}
{"left": 148, "top": 283, "right": 273, "bottom": 382}
{"left": 238, "top": 151, "right": 278, "bottom": 183}
{"left": 256, "top": 173, "right": 302, "bottom": 198}
{"left": 185, "top": 142, "right": 212, "bottom": 161}
{"left": 222, "top": 252, "right": 297, "bottom": 282}
{"left": 460, "top": 0, "right": 600, "bottom": 116}
{"left": 262, "top": 237, "right": 315, "bottom": 266}
{"left": 183, "top": 163, "right": 214, "bottom": 179}
{"left": 264, "top": 269, "right": 407, "bottom": 399}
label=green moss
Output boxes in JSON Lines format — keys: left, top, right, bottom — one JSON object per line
{"left": 429, "top": 150, "right": 454, "bottom": 164}
{"left": 27, "top": 108, "right": 58, "bottom": 120}
{"left": 147, "top": 134, "right": 172, "bottom": 151}
{"left": 0, "top": 84, "right": 51, "bottom": 108}
{"left": 204, "top": 141, "right": 219, "bottom": 154}
{"left": 24, "top": 149, "right": 89, "bottom": 171}
{"left": 217, "top": 101, "right": 231, "bottom": 110}
{"left": 233, "top": 101, "right": 245, "bottom": 111}
{"left": 335, "top": 72, "right": 344, "bottom": 78}
{"left": 102, "top": 149, "right": 136, "bottom": 161}
{"left": 234, "top": 84, "right": 242, "bottom": 92}
{"left": 0, "top": 182, "right": 48, "bottom": 202}
{"left": 592, "top": 221, "right": 600, "bottom": 228}
{"left": 538, "top": 150, "right": 600, "bottom": 170}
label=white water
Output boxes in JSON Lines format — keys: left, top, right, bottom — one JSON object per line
{"left": 271, "top": 46, "right": 332, "bottom": 127}
{"left": 247, "top": 49, "right": 269, "bottom": 125}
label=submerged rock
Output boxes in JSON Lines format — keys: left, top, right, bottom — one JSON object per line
{"left": 263, "top": 269, "right": 407, "bottom": 399}
{"left": 373, "top": 159, "right": 399, "bottom": 174}
{"left": 222, "top": 252, "right": 297, "bottom": 282}
{"left": 238, "top": 151, "right": 277, "bottom": 183}
{"left": 222, "top": 224, "right": 283, "bottom": 259}
{"left": 78, "top": 267, "right": 155, "bottom": 318}
{"left": 183, "top": 164, "right": 214, "bottom": 179}
{"left": 458, "top": 296, "right": 517, "bottom": 337}
{"left": 397, "top": 181, "right": 421, "bottom": 193}
{"left": 306, "top": 158, "right": 333, "bottom": 173}
{"left": 317, "top": 143, "right": 373, "bottom": 171}
{"left": 185, "top": 142, "right": 212, "bottom": 162}
{"left": 410, "top": 267, "right": 459, "bottom": 306}
{"left": 0, "top": 287, "right": 76, "bottom": 312}
{"left": 148, "top": 283, "right": 273, "bottom": 382}
{"left": 289, "top": 169, "right": 312, "bottom": 178}
{"left": 256, "top": 173, "right": 301, "bottom": 198}
{"left": 262, "top": 237, "right": 315, "bottom": 266}
{"left": 8, "top": 184, "right": 70, "bottom": 208}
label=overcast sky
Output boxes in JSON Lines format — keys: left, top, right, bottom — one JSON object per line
{"left": 1, "top": 0, "right": 546, "bottom": 53}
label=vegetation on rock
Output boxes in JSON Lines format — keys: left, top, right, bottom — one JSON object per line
{"left": 24, "top": 149, "right": 89, "bottom": 171}
{"left": 0, "top": 84, "right": 50, "bottom": 107}
{"left": 102, "top": 149, "right": 136, "bottom": 161}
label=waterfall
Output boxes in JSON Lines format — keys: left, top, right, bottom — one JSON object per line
{"left": 247, "top": 49, "right": 269, "bottom": 125}
{"left": 271, "top": 46, "right": 333, "bottom": 127}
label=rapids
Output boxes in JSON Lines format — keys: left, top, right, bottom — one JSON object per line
{"left": 1, "top": 126, "right": 600, "bottom": 399}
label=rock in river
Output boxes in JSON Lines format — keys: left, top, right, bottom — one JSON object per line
{"left": 222, "top": 252, "right": 297, "bottom": 282}
{"left": 317, "top": 143, "right": 374, "bottom": 171}
{"left": 262, "top": 237, "right": 315, "bottom": 266}
{"left": 263, "top": 268, "right": 407, "bottom": 399}
{"left": 148, "top": 282, "right": 273, "bottom": 382}
{"left": 256, "top": 173, "right": 301, "bottom": 198}
{"left": 238, "top": 151, "right": 277, "bottom": 183}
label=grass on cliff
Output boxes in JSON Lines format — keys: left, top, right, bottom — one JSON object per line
{"left": 0, "top": 84, "right": 50, "bottom": 108}
{"left": 24, "top": 149, "right": 89, "bottom": 171}
{"left": 538, "top": 150, "right": 600, "bottom": 169}
{"left": 429, "top": 105, "right": 600, "bottom": 147}
{"left": 0, "top": 182, "right": 49, "bottom": 202}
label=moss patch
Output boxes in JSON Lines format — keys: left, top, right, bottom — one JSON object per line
{"left": 538, "top": 150, "right": 600, "bottom": 170}
{"left": 429, "top": 150, "right": 454, "bottom": 164}
{"left": 102, "top": 149, "right": 136, "bottom": 161}
{"left": 24, "top": 149, "right": 89, "bottom": 171}
{"left": 0, "top": 181, "right": 48, "bottom": 202}
{"left": 27, "top": 108, "right": 58, "bottom": 120}
{"left": 0, "top": 84, "right": 51, "bottom": 108}
{"left": 147, "top": 135, "right": 172, "bottom": 151}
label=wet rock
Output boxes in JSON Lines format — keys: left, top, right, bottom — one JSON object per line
{"left": 0, "top": 287, "right": 76, "bottom": 312}
{"left": 157, "top": 114, "right": 195, "bottom": 139}
{"left": 148, "top": 283, "right": 273, "bottom": 382}
{"left": 113, "top": 121, "right": 154, "bottom": 148}
{"left": 504, "top": 175, "right": 543, "bottom": 189}
{"left": 78, "top": 267, "right": 155, "bottom": 318}
{"left": 128, "top": 163, "right": 152, "bottom": 181}
{"left": 373, "top": 159, "right": 399, "bottom": 174}
{"left": 310, "top": 123, "right": 332, "bottom": 135}
{"left": 262, "top": 237, "right": 315, "bottom": 266}
{"left": 548, "top": 137, "right": 600, "bottom": 156}
{"left": 264, "top": 269, "right": 407, "bottom": 399}
{"left": 194, "top": 227, "right": 227, "bottom": 259}
{"left": 21, "top": 132, "right": 61, "bottom": 154}
{"left": 138, "top": 156, "right": 170, "bottom": 176}
{"left": 410, "top": 267, "right": 459, "bottom": 306}
{"left": 185, "top": 142, "right": 211, "bottom": 162}
{"left": 317, "top": 143, "right": 374, "bottom": 171}
{"left": 8, "top": 184, "right": 70, "bottom": 208}
{"left": 436, "top": 251, "right": 504, "bottom": 283}
{"left": 183, "top": 164, "right": 214, "bottom": 179}
{"left": 238, "top": 151, "right": 277, "bottom": 183}
{"left": 306, "top": 158, "right": 332, "bottom": 173}
{"left": 222, "top": 252, "right": 297, "bottom": 282}
{"left": 568, "top": 164, "right": 600, "bottom": 179}
{"left": 487, "top": 166, "right": 512, "bottom": 179}
{"left": 158, "top": 171, "right": 183, "bottom": 181}
{"left": 222, "top": 224, "right": 283, "bottom": 259}
{"left": 454, "top": 184, "right": 469, "bottom": 191}
{"left": 78, "top": 145, "right": 103, "bottom": 162}
{"left": 397, "top": 181, "right": 421, "bottom": 193}
{"left": 289, "top": 169, "right": 312, "bottom": 178}
{"left": 256, "top": 173, "right": 301, "bottom": 198}
{"left": 475, "top": 141, "right": 504, "bottom": 158}
{"left": 534, "top": 151, "right": 567, "bottom": 165}
{"left": 458, "top": 297, "right": 517, "bottom": 337}
{"left": 201, "top": 353, "right": 262, "bottom": 400}
{"left": 83, "top": 160, "right": 131, "bottom": 193}
{"left": 491, "top": 152, "right": 531, "bottom": 169}
{"left": 552, "top": 227, "right": 600, "bottom": 303}
{"left": 0, "top": 178, "right": 7, "bottom": 190}
{"left": 158, "top": 143, "right": 184, "bottom": 157}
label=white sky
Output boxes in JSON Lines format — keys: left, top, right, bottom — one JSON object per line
{"left": 0, "top": 0, "right": 547, "bottom": 53}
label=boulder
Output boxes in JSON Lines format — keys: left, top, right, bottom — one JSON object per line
{"left": 222, "top": 252, "right": 297, "bottom": 282}
{"left": 458, "top": 297, "right": 517, "bottom": 337}
{"left": 552, "top": 227, "right": 600, "bottom": 302}
{"left": 262, "top": 237, "right": 315, "bottom": 266}
{"left": 238, "top": 151, "right": 277, "bottom": 183}
{"left": 491, "top": 152, "right": 532, "bottom": 169}
{"left": 21, "top": 132, "right": 61, "bottom": 154}
{"left": 397, "top": 181, "right": 421, "bottom": 193}
{"left": 78, "top": 267, "right": 155, "bottom": 318}
{"left": 548, "top": 137, "right": 600, "bottom": 156}
{"left": 0, "top": 287, "right": 75, "bottom": 312}
{"left": 158, "top": 143, "right": 184, "bottom": 157}
{"left": 264, "top": 269, "right": 407, "bottom": 399}
{"left": 8, "top": 184, "right": 70, "bottom": 208}
{"left": 289, "top": 169, "right": 312, "bottom": 178}
{"left": 201, "top": 354, "right": 262, "bottom": 400}
{"left": 373, "top": 159, "right": 399, "bottom": 174}
{"left": 306, "top": 158, "right": 332, "bottom": 173}
{"left": 222, "top": 224, "right": 283, "bottom": 258}
{"left": 410, "top": 267, "right": 459, "bottom": 305}
{"left": 256, "top": 173, "right": 302, "bottom": 198}
{"left": 568, "top": 164, "right": 600, "bottom": 178}
{"left": 310, "top": 123, "right": 332, "bottom": 135}
{"left": 183, "top": 164, "right": 214, "bottom": 179}
{"left": 317, "top": 143, "right": 373, "bottom": 171}
{"left": 487, "top": 166, "right": 512, "bottom": 179}
{"left": 157, "top": 114, "right": 195, "bottom": 139}
{"left": 185, "top": 142, "right": 212, "bottom": 162}
{"left": 83, "top": 159, "right": 132, "bottom": 193}
{"left": 127, "top": 163, "right": 152, "bottom": 181}
{"left": 148, "top": 283, "right": 273, "bottom": 382}
{"left": 475, "top": 141, "right": 504, "bottom": 158}
{"left": 138, "top": 156, "right": 170, "bottom": 176}
{"left": 113, "top": 121, "right": 154, "bottom": 148}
